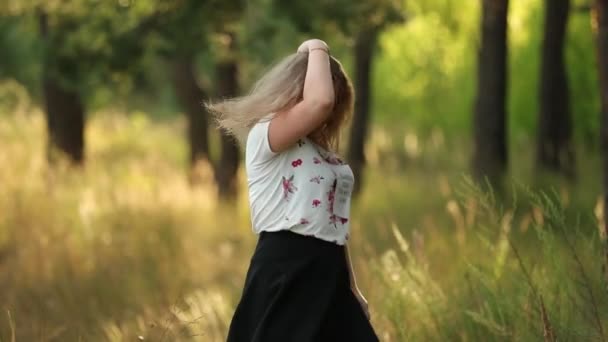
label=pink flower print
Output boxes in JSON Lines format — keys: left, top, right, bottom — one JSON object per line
{"left": 310, "top": 175, "right": 324, "bottom": 184}
{"left": 313, "top": 157, "right": 322, "bottom": 164}
{"left": 328, "top": 214, "right": 348, "bottom": 228}
{"left": 300, "top": 218, "right": 310, "bottom": 225}
{"left": 282, "top": 175, "right": 298, "bottom": 201}
{"left": 327, "top": 185, "right": 336, "bottom": 212}
{"left": 291, "top": 158, "right": 303, "bottom": 167}
{"left": 312, "top": 199, "right": 321, "bottom": 208}
{"left": 329, "top": 214, "right": 338, "bottom": 227}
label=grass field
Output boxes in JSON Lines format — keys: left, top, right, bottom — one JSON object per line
{"left": 1, "top": 109, "right": 607, "bottom": 341}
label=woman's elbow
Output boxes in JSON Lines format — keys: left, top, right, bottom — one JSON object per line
{"left": 301, "top": 94, "right": 334, "bottom": 116}
{"left": 315, "top": 96, "right": 335, "bottom": 113}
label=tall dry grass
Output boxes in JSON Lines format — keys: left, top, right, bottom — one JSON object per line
{"left": 0, "top": 104, "right": 607, "bottom": 341}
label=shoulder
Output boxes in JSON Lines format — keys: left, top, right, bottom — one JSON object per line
{"left": 246, "top": 118, "right": 281, "bottom": 166}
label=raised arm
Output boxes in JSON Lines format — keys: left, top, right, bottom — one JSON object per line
{"left": 267, "top": 39, "right": 335, "bottom": 153}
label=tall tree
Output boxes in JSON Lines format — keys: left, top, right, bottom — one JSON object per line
{"left": 171, "top": 56, "right": 210, "bottom": 169}
{"left": 343, "top": 2, "right": 402, "bottom": 196}
{"left": 215, "top": 33, "right": 241, "bottom": 200}
{"left": 154, "top": 0, "right": 244, "bottom": 189}
{"left": 348, "top": 27, "right": 379, "bottom": 194}
{"left": 160, "top": 1, "right": 212, "bottom": 177}
{"left": 472, "top": 0, "right": 509, "bottom": 184}
{"left": 39, "top": 11, "right": 85, "bottom": 163}
{"left": 594, "top": 0, "right": 608, "bottom": 285}
{"left": 537, "top": 0, "right": 574, "bottom": 178}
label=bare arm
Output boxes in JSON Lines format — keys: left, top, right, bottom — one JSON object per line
{"left": 346, "top": 243, "right": 370, "bottom": 319}
{"left": 345, "top": 244, "right": 358, "bottom": 289}
{"left": 268, "top": 39, "right": 335, "bottom": 153}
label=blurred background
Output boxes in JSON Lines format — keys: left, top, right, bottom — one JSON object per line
{"left": 1, "top": 0, "right": 608, "bottom": 340}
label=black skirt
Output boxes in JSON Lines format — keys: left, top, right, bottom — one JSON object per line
{"left": 227, "top": 230, "right": 379, "bottom": 342}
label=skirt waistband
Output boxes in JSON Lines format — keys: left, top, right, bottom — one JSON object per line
{"left": 254, "top": 230, "right": 344, "bottom": 261}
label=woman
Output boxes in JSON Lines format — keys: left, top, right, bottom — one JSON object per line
{"left": 208, "top": 39, "right": 378, "bottom": 342}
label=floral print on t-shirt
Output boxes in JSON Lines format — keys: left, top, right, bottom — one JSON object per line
{"left": 326, "top": 179, "right": 348, "bottom": 228}
{"left": 281, "top": 175, "right": 297, "bottom": 201}
{"left": 283, "top": 141, "right": 351, "bottom": 229}
{"left": 291, "top": 158, "right": 303, "bottom": 167}
{"left": 310, "top": 175, "right": 324, "bottom": 184}
{"left": 247, "top": 121, "right": 352, "bottom": 245}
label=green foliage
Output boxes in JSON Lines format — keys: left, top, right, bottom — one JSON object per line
{"left": 0, "top": 16, "right": 41, "bottom": 91}
{"left": 272, "top": 0, "right": 402, "bottom": 35}
{"left": 152, "top": 0, "right": 246, "bottom": 57}
{"left": 0, "top": 0, "right": 250, "bottom": 109}
{"left": 373, "top": 0, "right": 599, "bottom": 144}
{"left": 566, "top": 7, "right": 600, "bottom": 147}
{"left": 374, "top": 0, "right": 478, "bottom": 134}
{"left": 0, "top": 0, "right": 601, "bottom": 141}
{"left": 37, "top": 0, "right": 162, "bottom": 88}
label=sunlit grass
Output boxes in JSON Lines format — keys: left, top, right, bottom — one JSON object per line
{"left": 0, "top": 109, "right": 607, "bottom": 341}
{"left": 0, "top": 110, "right": 253, "bottom": 340}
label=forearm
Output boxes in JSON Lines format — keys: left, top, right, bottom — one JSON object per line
{"left": 302, "top": 45, "right": 334, "bottom": 113}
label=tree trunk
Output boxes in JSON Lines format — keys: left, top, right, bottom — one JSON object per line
{"left": 171, "top": 55, "right": 211, "bottom": 182}
{"left": 42, "top": 76, "right": 86, "bottom": 164}
{"left": 594, "top": 0, "right": 608, "bottom": 288}
{"left": 537, "top": 0, "right": 574, "bottom": 178}
{"left": 472, "top": 0, "right": 509, "bottom": 185}
{"left": 39, "top": 11, "right": 85, "bottom": 164}
{"left": 347, "top": 28, "right": 378, "bottom": 195}
{"left": 215, "top": 58, "right": 240, "bottom": 200}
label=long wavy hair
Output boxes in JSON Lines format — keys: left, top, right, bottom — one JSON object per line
{"left": 206, "top": 52, "right": 354, "bottom": 152}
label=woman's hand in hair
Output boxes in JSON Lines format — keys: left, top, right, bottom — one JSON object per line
{"left": 297, "top": 39, "right": 329, "bottom": 53}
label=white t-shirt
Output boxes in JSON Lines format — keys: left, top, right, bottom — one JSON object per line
{"left": 245, "top": 119, "right": 355, "bottom": 245}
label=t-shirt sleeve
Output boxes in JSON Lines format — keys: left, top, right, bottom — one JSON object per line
{"left": 247, "top": 119, "right": 278, "bottom": 163}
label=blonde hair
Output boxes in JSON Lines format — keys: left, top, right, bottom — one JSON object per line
{"left": 206, "top": 52, "right": 354, "bottom": 151}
